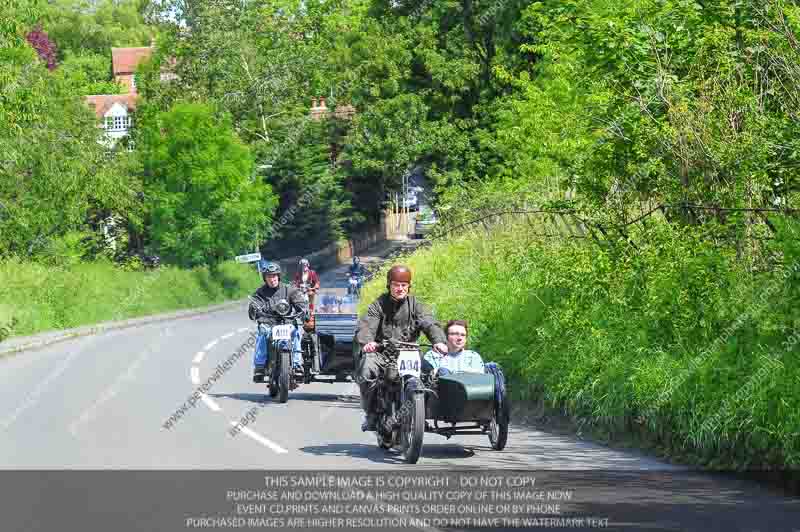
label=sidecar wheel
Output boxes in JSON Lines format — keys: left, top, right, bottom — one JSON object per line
{"left": 489, "top": 397, "right": 510, "bottom": 451}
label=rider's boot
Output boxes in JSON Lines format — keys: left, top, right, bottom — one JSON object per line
{"left": 361, "top": 412, "right": 379, "bottom": 432}
{"left": 292, "top": 357, "right": 305, "bottom": 379}
{"left": 253, "top": 365, "right": 266, "bottom": 383}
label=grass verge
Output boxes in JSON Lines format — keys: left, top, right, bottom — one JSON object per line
{"left": 359, "top": 217, "right": 800, "bottom": 470}
{"left": 0, "top": 257, "right": 258, "bottom": 340}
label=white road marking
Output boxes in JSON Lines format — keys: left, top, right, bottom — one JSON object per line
{"left": 204, "top": 339, "right": 218, "bottom": 351}
{"left": 230, "top": 422, "right": 288, "bottom": 453}
{"left": 237, "top": 327, "right": 249, "bottom": 333}
{"left": 221, "top": 332, "right": 235, "bottom": 340}
{"left": 201, "top": 394, "right": 221, "bottom": 412}
{"left": 193, "top": 351, "right": 205, "bottom": 363}
{"left": 190, "top": 366, "right": 200, "bottom": 384}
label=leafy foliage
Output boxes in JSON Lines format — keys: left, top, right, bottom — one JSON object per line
{"left": 0, "top": 21, "right": 135, "bottom": 258}
{"left": 41, "top": 0, "right": 155, "bottom": 58}
{"left": 138, "top": 102, "right": 277, "bottom": 267}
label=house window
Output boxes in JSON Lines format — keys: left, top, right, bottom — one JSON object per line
{"left": 105, "top": 117, "right": 114, "bottom": 130}
{"left": 111, "top": 116, "right": 129, "bottom": 131}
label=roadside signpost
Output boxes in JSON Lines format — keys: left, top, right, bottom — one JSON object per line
{"left": 235, "top": 252, "right": 262, "bottom": 264}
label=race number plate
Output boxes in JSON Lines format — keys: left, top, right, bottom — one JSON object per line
{"left": 397, "top": 350, "right": 421, "bottom": 377}
{"left": 271, "top": 324, "right": 293, "bottom": 340}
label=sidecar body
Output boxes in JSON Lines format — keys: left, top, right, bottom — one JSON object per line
{"left": 423, "top": 370, "right": 510, "bottom": 450}
{"left": 302, "top": 289, "right": 358, "bottom": 382}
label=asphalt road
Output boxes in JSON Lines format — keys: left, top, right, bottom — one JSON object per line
{"left": 1, "top": 243, "right": 798, "bottom": 531}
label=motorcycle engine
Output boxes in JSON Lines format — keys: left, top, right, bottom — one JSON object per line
{"left": 384, "top": 363, "right": 399, "bottom": 383}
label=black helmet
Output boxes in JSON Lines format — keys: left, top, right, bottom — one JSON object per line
{"left": 258, "top": 260, "right": 281, "bottom": 276}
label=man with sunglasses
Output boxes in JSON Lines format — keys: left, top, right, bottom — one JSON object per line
{"left": 423, "top": 320, "right": 484, "bottom": 376}
{"left": 355, "top": 264, "right": 447, "bottom": 431}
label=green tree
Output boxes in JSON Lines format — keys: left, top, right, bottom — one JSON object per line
{"left": 260, "top": 119, "right": 349, "bottom": 258}
{"left": 0, "top": 12, "right": 136, "bottom": 258}
{"left": 139, "top": 102, "right": 278, "bottom": 267}
{"left": 57, "top": 50, "right": 123, "bottom": 95}
{"left": 42, "top": 0, "right": 155, "bottom": 59}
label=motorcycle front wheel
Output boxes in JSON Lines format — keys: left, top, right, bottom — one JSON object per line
{"left": 267, "top": 356, "right": 279, "bottom": 398}
{"left": 277, "top": 349, "right": 290, "bottom": 403}
{"left": 401, "top": 392, "right": 425, "bottom": 464}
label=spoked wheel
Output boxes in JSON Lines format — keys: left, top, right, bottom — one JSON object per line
{"left": 489, "top": 397, "right": 510, "bottom": 451}
{"left": 277, "top": 350, "right": 290, "bottom": 403}
{"left": 401, "top": 393, "right": 425, "bottom": 464}
{"left": 267, "top": 360, "right": 279, "bottom": 398}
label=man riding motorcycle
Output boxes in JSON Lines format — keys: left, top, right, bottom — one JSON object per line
{"left": 293, "top": 258, "right": 320, "bottom": 309}
{"left": 249, "top": 260, "right": 308, "bottom": 383}
{"left": 347, "top": 257, "right": 366, "bottom": 295}
{"left": 348, "top": 256, "right": 366, "bottom": 277}
{"left": 354, "top": 264, "right": 448, "bottom": 431}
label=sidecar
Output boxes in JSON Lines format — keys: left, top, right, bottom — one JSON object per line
{"left": 300, "top": 289, "right": 359, "bottom": 383}
{"left": 423, "top": 370, "right": 510, "bottom": 450}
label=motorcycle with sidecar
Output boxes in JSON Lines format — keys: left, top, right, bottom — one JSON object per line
{"left": 356, "top": 339, "right": 510, "bottom": 463}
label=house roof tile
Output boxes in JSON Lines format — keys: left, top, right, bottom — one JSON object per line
{"left": 84, "top": 94, "right": 139, "bottom": 119}
{"left": 111, "top": 46, "right": 154, "bottom": 75}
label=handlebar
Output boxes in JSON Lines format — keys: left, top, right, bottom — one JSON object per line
{"left": 376, "top": 339, "right": 434, "bottom": 351}
{"left": 256, "top": 312, "right": 307, "bottom": 328}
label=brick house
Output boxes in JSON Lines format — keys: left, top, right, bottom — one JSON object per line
{"left": 84, "top": 43, "right": 175, "bottom": 149}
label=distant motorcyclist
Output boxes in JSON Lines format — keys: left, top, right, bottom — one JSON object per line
{"left": 293, "top": 258, "right": 320, "bottom": 309}
{"left": 249, "top": 260, "right": 308, "bottom": 383}
{"left": 347, "top": 257, "right": 366, "bottom": 295}
{"left": 354, "top": 264, "right": 448, "bottom": 431}
{"left": 348, "top": 256, "right": 366, "bottom": 277}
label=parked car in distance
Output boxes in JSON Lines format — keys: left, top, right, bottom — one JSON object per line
{"left": 413, "top": 208, "right": 438, "bottom": 239}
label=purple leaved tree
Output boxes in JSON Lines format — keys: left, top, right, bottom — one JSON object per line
{"left": 26, "top": 25, "right": 58, "bottom": 70}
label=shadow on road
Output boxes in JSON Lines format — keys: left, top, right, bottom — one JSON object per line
{"left": 209, "top": 392, "right": 273, "bottom": 405}
{"left": 299, "top": 442, "right": 478, "bottom": 465}
{"left": 287, "top": 392, "right": 362, "bottom": 407}
{"left": 209, "top": 391, "right": 362, "bottom": 409}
